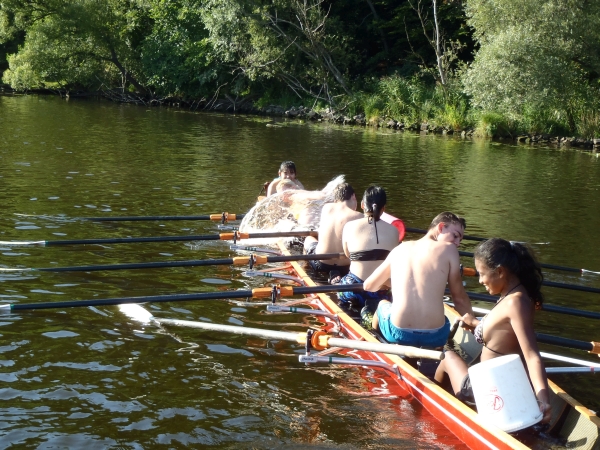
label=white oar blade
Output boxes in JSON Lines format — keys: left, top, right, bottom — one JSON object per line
{"left": 119, "top": 303, "right": 154, "bottom": 324}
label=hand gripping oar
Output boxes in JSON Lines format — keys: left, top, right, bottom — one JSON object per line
{"left": 0, "top": 230, "right": 317, "bottom": 247}
{"left": 83, "top": 212, "right": 245, "bottom": 222}
{"left": 461, "top": 267, "right": 600, "bottom": 295}
{"left": 126, "top": 306, "right": 443, "bottom": 361}
{"left": 0, "top": 252, "right": 344, "bottom": 273}
{"left": 459, "top": 251, "right": 600, "bottom": 276}
{"left": 0, "top": 283, "right": 364, "bottom": 314}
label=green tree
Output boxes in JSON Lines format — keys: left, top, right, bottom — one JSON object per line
{"left": 463, "top": 0, "right": 600, "bottom": 131}
{"left": 1, "top": 0, "right": 152, "bottom": 93}
{"left": 141, "top": 0, "right": 216, "bottom": 98}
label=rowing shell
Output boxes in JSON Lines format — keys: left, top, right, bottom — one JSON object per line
{"left": 276, "top": 241, "right": 600, "bottom": 449}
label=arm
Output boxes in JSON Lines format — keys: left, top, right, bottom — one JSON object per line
{"left": 341, "top": 224, "right": 351, "bottom": 258}
{"left": 295, "top": 179, "right": 304, "bottom": 189}
{"left": 266, "top": 180, "right": 279, "bottom": 196}
{"left": 509, "top": 297, "right": 552, "bottom": 422}
{"left": 364, "top": 252, "right": 393, "bottom": 292}
{"left": 447, "top": 247, "right": 473, "bottom": 316}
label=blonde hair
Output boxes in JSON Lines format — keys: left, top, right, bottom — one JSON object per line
{"left": 276, "top": 179, "right": 299, "bottom": 193}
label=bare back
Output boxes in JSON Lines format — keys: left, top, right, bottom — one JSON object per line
{"left": 315, "top": 203, "right": 362, "bottom": 265}
{"left": 389, "top": 237, "right": 459, "bottom": 329}
{"left": 343, "top": 218, "right": 399, "bottom": 281}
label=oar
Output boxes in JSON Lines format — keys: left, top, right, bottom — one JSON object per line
{"left": 446, "top": 291, "right": 600, "bottom": 320}
{"left": 464, "top": 305, "right": 600, "bottom": 355}
{"left": 459, "top": 251, "right": 600, "bottom": 276}
{"left": 0, "top": 230, "right": 317, "bottom": 247}
{"left": 124, "top": 305, "right": 443, "bottom": 360}
{"left": 536, "top": 333, "right": 600, "bottom": 355}
{"left": 83, "top": 213, "right": 245, "bottom": 222}
{"left": 0, "top": 283, "right": 364, "bottom": 313}
{"left": 0, "top": 252, "right": 344, "bottom": 273}
{"left": 540, "top": 351, "right": 600, "bottom": 368}
{"left": 405, "top": 227, "right": 487, "bottom": 242}
{"left": 545, "top": 367, "right": 598, "bottom": 374}
{"left": 461, "top": 267, "right": 600, "bottom": 295}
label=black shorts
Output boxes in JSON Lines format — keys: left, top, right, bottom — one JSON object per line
{"left": 456, "top": 374, "right": 476, "bottom": 405}
{"left": 305, "top": 241, "right": 349, "bottom": 275}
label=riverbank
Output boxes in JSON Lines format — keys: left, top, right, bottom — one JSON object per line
{"left": 2, "top": 86, "right": 599, "bottom": 152}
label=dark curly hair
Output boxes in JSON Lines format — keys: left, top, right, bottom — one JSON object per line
{"left": 474, "top": 238, "right": 544, "bottom": 307}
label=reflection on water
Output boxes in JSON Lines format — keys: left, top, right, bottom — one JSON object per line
{"left": 0, "top": 95, "right": 599, "bottom": 447}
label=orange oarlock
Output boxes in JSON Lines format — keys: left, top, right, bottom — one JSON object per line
{"left": 232, "top": 255, "right": 268, "bottom": 266}
{"left": 591, "top": 341, "right": 600, "bottom": 356}
{"left": 209, "top": 212, "right": 240, "bottom": 222}
{"left": 251, "top": 285, "right": 294, "bottom": 298}
{"left": 310, "top": 329, "right": 330, "bottom": 351}
{"left": 462, "top": 267, "right": 478, "bottom": 277}
{"left": 219, "top": 232, "right": 250, "bottom": 241}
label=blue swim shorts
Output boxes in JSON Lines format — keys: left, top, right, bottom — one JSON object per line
{"left": 376, "top": 302, "right": 450, "bottom": 348}
{"left": 338, "top": 272, "right": 391, "bottom": 309}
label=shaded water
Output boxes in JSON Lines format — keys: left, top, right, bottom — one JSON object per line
{"left": 0, "top": 95, "right": 599, "bottom": 448}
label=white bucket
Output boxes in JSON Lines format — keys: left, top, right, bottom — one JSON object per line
{"left": 468, "top": 354, "right": 542, "bottom": 433}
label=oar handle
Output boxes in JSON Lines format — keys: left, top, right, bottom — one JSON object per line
{"left": 536, "top": 333, "right": 600, "bottom": 355}
{"left": 31, "top": 252, "right": 344, "bottom": 272}
{"left": 1, "top": 284, "right": 365, "bottom": 313}
{"left": 84, "top": 213, "right": 245, "bottom": 222}
{"left": 2, "top": 230, "right": 319, "bottom": 247}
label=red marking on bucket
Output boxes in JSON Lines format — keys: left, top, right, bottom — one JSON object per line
{"left": 485, "top": 394, "right": 504, "bottom": 412}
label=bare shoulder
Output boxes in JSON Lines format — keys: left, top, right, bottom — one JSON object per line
{"left": 391, "top": 241, "right": 409, "bottom": 255}
{"left": 321, "top": 203, "right": 335, "bottom": 214}
{"left": 343, "top": 217, "right": 361, "bottom": 232}
{"left": 439, "top": 240, "right": 460, "bottom": 257}
{"left": 503, "top": 292, "right": 534, "bottom": 316}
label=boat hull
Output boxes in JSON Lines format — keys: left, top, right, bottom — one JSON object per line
{"left": 277, "top": 241, "right": 600, "bottom": 450}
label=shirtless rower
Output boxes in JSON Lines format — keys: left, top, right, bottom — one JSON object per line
{"left": 267, "top": 161, "right": 304, "bottom": 196}
{"left": 364, "top": 212, "right": 473, "bottom": 348}
{"left": 303, "top": 183, "right": 362, "bottom": 278}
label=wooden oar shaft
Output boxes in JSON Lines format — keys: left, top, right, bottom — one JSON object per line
{"left": 84, "top": 213, "right": 245, "bottom": 222}
{"left": 326, "top": 337, "right": 444, "bottom": 360}
{"left": 0, "top": 230, "right": 318, "bottom": 247}
{"left": 154, "top": 318, "right": 443, "bottom": 360}
{"left": 29, "top": 253, "right": 343, "bottom": 273}
{"left": 0, "top": 284, "right": 364, "bottom": 313}
{"left": 157, "top": 318, "right": 306, "bottom": 342}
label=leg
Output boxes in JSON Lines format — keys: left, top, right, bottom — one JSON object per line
{"left": 434, "top": 350, "right": 468, "bottom": 394}
{"left": 303, "top": 236, "right": 318, "bottom": 253}
{"left": 372, "top": 299, "right": 391, "bottom": 331}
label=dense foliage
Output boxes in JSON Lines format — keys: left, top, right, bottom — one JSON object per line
{"left": 1, "top": 0, "right": 599, "bottom": 137}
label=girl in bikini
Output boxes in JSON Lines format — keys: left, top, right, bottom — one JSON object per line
{"left": 434, "top": 238, "right": 552, "bottom": 423}
{"left": 338, "top": 186, "right": 399, "bottom": 313}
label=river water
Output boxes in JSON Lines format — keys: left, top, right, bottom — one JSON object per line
{"left": 0, "top": 95, "right": 599, "bottom": 448}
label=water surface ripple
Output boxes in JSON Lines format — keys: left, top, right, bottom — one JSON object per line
{"left": 1, "top": 95, "right": 599, "bottom": 448}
